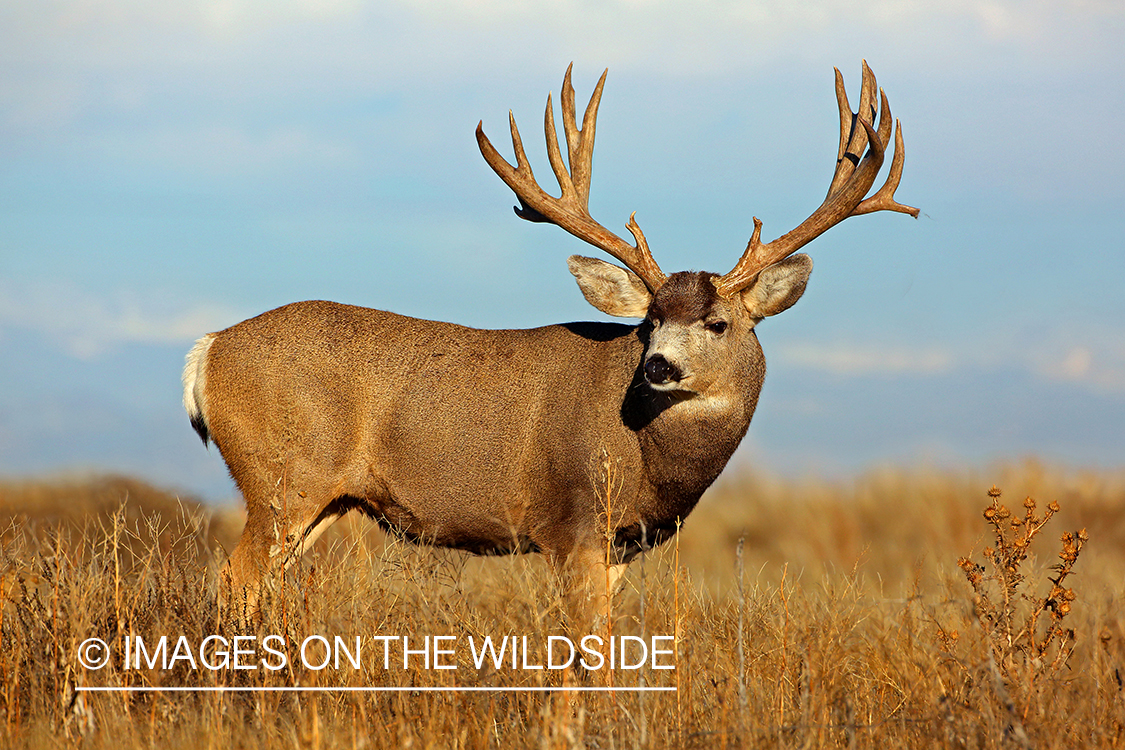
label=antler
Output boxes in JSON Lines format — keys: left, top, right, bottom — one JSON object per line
{"left": 477, "top": 64, "right": 668, "bottom": 293}
{"left": 712, "top": 61, "right": 919, "bottom": 298}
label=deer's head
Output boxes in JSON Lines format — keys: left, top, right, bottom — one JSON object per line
{"left": 478, "top": 63, "right": 917, "bottom": 402}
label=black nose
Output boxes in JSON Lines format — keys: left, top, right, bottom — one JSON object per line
{"left": 644, "top": 354, "right": 681, "bottom": 385}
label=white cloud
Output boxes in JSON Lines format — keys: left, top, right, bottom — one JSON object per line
{"left": 1034, "top": 343, "right": 1125, "bottom": 396}
{"left": 101, "top": 124, "right": 359, "bottom": 179}
{"left": 392, "top": 0, "right": 1123, "bottom": 73}
{"left": 780, "top": 334, "right": 1125, "bottom": 398}
{"left": 199, "top": 0, "right": 363, "bottom": 35}
{"left": 0, "top": 282, "right": 244, "bottom": 359}
{"left": 778, "top": 341, "right": 954, "bottom": 377}
{"left": 6, "top": 0, "right": 1120, "bottom": 82}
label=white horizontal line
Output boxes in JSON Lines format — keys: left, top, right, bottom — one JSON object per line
{"left": 77, "top": 686, "right": 675, "bottom": 693}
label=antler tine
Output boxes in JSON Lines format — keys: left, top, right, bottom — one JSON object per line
{"left": 543, "top": 64, "right": 605, "bottom": 208}
{"left": 874, "top": 89, "right": 892, "bottom": 156}
{"left": 477, "top": 65, "right": 667, "bottom": 293}
{"left": 543, "top": 92, "right": 570, "bottom": 200}
{"left": 559, "top": 63, "right": 602, "bottom": 202}
{"left": 854, "top": 119, "right": 919, "bottom": 217}
{"left": 828, "top": 61, "right": 879, "bottom": 197}
{"left": 847, "top": 75, "right": 915, "bottom": 218}
{"left": 832, "top": 68, "right": 852, "bottom": 184}
{"left": 560, "top": 65, "right": 580, "bottom": 179}
{"left": 857, "top": 61, "right": 878, "bottom": 137}
{"left": 712, "top": 63, "right": 918, "bottom": 299}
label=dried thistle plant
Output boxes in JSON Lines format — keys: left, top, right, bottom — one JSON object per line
{"left": 957, "top": 485, "right": 1088, "bottom": 682}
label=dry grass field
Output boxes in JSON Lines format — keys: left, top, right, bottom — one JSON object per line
{"left": 2, "top": 463, "right": 1125, "bottom": 748}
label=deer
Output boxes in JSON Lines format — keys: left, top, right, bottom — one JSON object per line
{"left": 182, "top": 62, "right": 917, "bottom": 624}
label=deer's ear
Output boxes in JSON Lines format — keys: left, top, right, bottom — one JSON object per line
{"left": 739, "top": 254, "right": 813, "bottom": 321}
{"left": 567, "top": 255, "right": 652, "bottom": 318}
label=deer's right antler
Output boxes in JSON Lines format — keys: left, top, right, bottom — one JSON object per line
{"left": 477, "top": 64, "right": 668, "bottom": 294}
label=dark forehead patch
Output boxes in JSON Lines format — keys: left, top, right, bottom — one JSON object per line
{"left": 648, "top": 271, "right": 722, "bottom": 323}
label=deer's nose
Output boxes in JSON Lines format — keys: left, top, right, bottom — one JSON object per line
{"left": 644, "top": 354, "right": 681, "bottom": 385}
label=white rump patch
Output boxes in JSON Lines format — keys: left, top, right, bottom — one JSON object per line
{"left": 182, "top": 334, "right": 215, "bottom": 425}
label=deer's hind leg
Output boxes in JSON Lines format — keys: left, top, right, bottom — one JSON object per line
{"left": 218, "top": 460, "right": 353, "bottom": 619}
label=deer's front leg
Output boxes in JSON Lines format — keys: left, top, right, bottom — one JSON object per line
{"left": 556, "top": 544, "right": 630, "bottom": 635}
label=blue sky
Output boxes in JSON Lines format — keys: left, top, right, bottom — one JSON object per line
{"left": 1, "top": 1, "right": 1122, "bottom": 501}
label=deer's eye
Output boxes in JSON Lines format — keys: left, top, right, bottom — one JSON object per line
{"left": 705, "top": 320, "right": 728, "bottom": 335}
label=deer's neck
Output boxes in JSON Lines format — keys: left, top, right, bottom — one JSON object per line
{"left": 626, "top": 376, "right": 760, "bottom": 508}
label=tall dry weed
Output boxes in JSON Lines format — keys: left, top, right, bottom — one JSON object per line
{"left": 957, "top": 487, "right": 1086, "bottom": 676}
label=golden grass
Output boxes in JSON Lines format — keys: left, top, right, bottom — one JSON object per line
{"left": 2, "top": 462, "right": 1124, "bottom": 748}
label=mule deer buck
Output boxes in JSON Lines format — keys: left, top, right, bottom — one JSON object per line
{"left": 183, "top": 62, "right": 917, "bottom": 621}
